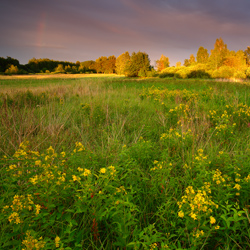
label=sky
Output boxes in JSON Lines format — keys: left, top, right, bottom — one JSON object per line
{"left": 0, "top": 0, "right": 250, "bottom": 67}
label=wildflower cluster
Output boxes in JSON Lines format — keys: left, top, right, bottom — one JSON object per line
{"left": 213, "top": 169, "right": 226, "bottom": 185}
{"left": 192, "top": 149, "right": 209, "bottom": 165}
{"left": 55, "top": 235, "right": 60, "bottom": 248}
{"left": 167, "top": 103, "right": 190, "bottom": 117}
{"left": 22, "top": 231, "right": 46, "bottom": 250}
{"left": 3, "top": 194, "right": 42, "bottom": 225}
{"left": 150, "top": 160, "right": 172, "bottom": 172}
{"left": 160, "top": 128, "right": 193, "bottom": 142}
{"left": 139, "top": 87, "right": 198, "bottom": 103}
{"left": 81, "top": 102, "right": 91, "bottom": 115}
{"left": 225, "top": 103, "right": 250, "bottom": 125}
{"left": 73, "top": 141, "right": 85, "bottom": 153}
{"left": 177, "top": 183, "right": 218, "bottom": 223}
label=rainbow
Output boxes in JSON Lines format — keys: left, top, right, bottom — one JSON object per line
{"left": 35, "top": 12, "right": 47, "bottom": 57}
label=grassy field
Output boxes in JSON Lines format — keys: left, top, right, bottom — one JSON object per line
{"left": 0, "top": 75, "right": 250, "bottom": 249}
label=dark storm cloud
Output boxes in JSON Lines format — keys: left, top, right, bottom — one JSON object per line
{"left": 0, "top": 0, "right": 249, "bottom": 65}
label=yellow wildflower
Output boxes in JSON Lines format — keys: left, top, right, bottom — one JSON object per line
{"left": 35, "top": 160, "right": 41, "bottom": 166}
{"left": 100, "top": 168, "right": 106, "bottom": 174}
{"left": 178, "top": 210, "right": 184, "bottom": 218}
{"left": 61, "top": 152, "right": 66, "bottom": 157}
{"left": 9, "top": 164, "right": 17, "bottom": 170}
{"left": 210, "top": 216, "right": 216, "bottom": 224}
{"left": 150, "top": 243, "right": 158, "bottom": 249}
{"left": 30, "top": 175, "right": 39, "bottom": 185}
{"left": 47, "top": 146, "right": 55, "bottom": 154}
{"left": 55, "top": 236, "right": 60, "bottom": 247}
{"left": 72, "top": 175, "right": 81, "bottom": 182}
{"left": 35, "top": 204, "right": 41, "bottom": 215}
{"left": 234, "top": 184, "right": 241, "bottom": 190}
{"left": 190, "top": 213, "right": 197, "bottom": 220}
{"left": 8, "top": 212, "right": 21, "bottom": 224}
{"left": 83, "top": 168, "right": 91, "bottom": 176}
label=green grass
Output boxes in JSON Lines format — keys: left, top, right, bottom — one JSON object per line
{"left": 0, "top": 77, "right": 250, "bottom": 249}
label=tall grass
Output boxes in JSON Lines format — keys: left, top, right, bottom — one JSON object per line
{"left": 0, "top": 77, "right": 250, "bottom": 249}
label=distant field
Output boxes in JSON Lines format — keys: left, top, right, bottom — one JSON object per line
{"left": 0, "top": 73, "right": 120, "bottom": 79}
{"left": 0, "top": 74, "right": 124, "bottom": 94}
{"left": 1, "top": 76, "right": 250, "bottom": 249}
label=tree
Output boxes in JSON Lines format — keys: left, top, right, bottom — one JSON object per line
{"left": 65, "top": 65, "right": 72, "bottom": 73}
{"left": 183, "top": 59, "right": 190, "bottom": 67}
{"left": 156, "top": 55, "right": 170, "bottom": 72}
{"left": 79, "top": 60, "right": 96, "bottom": 73}
{"left": 196, "top": 47, "right": 209, "bottom": 64}
{"left": 184, "top": 54, "right": 196, "bottom": 67}
{"left": 124, "top": 51, "right": 150, "bottom": 77}
{"left": 71, "top": 66, "right": 78, "bottom": 74}
{"left": 244, "top": 46, "right": 250, "bottom": 65}
{"left": 116, "top": 52, "right": 130, "bottom": 75}
{"left": 105, "top": 55, "right": 116, "bottom": 73}
{"left": 5, "top": 64, "right": 18, "bottom": 74}
{"left": 0, "top": 56, "right": 19, "bottom": 72}
{"left": 55, "top": 64, "right": 65, "bottom": 73}
{"left": 176, "top": 61, "right": 181, "bottom": 67}
{"left": 95, "top": 56, "right": 108, "bottom": 73}
{"left": 224, "top": 50, "right": 247, "bottom": 70}
{"left": 208, "top": 38, "right": 229, "bottom": 69}
{"left": 189, "top": 54, "right": 196, "bottom": 65}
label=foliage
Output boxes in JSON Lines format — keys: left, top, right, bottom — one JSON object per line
{"left": 156, "top": 55, "right": 170, "bottom": 72}
{"left": 176, "top": 61, "right": 181, "bottom": 67}
{"left": 0, "top": 56, "right": 19, "bottom": 73}
{"left": 54, "top": 64, "right": 65, "bottom": 73}
{"left": 124, "top": 51, "right": 150, "bottom": 77}
{"left": 5, "top": 65, "right": 19, "bottom": 75}
{"left": 196, "top": 46, "right": 209, "bottom": 64}
{"left": 208, "top": 38, "right": 229, "bottom": 70}
{"left": 116, "top": 52, "right": 130, "bottom": 75}
{"left": 184, "top": 54, "right": 196, "bottom": 67}
{"left": 244, "top": 46, "right": 250, "bottom": 65}
{"left": 78, "top": 60, "right": 96, "bottom": 73}
{"left": 95, "top": 56, "right": 116, "bottom": 74}
{"left": 211, "top": 66, "right": 235, "bottom": 79}
{"left": 224, "top": 50, "right": 247, "bottom": 70}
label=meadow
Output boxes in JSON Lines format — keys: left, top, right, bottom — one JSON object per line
{"left": 0, "top": 75, "right": 250, "bottom": 249}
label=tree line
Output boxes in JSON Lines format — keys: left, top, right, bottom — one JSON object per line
{"left": 161, "top": 38, "right": 250, "bottom": 79}
{"left": 1, "top": 38, "right": 250, "bottom": 79}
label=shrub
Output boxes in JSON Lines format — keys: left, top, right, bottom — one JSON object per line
{"left": 188, "top": 70, "right": 211, "bottom": 79}
{"left": 5, "top": 65, "right": 19, "bottom": 75}
{"left": 212, "top": 66, "right": 235, "bottom": 79}
{"left": 234, "top": 70, "right": 246, "bottom": 79}
{"left": 246, "top": 67, "right": 250, "bottom": 79}
{"left": 159, "top": 67, "right": 178, "bottom": 78}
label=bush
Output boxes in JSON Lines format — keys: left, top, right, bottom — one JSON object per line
{"left": 188, "top": 70, "right": 211, "bottom": 79}
{"left": 174, "top": 67, "right": 191, "bottom": 79}
{"left": 246, "top": 67, "right": 250, "bottom": 79}
{"left": 5, "top": 65, "right": 19, "bottom": 75}
{"left": 159, "top": 67, "right": 178, "bottom": 78}
{"left": 212, "top": 66, "right": 235, "bottom": 79}
{"left": 234, "top": 71, "right": 246, "bottom": 79}
{"left": 18, "top": 69, "right": 28, "bottom": 75}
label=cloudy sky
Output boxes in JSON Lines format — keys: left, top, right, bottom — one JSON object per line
{"left": 0, "top": 0, "right": 249, "bottom": 66}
